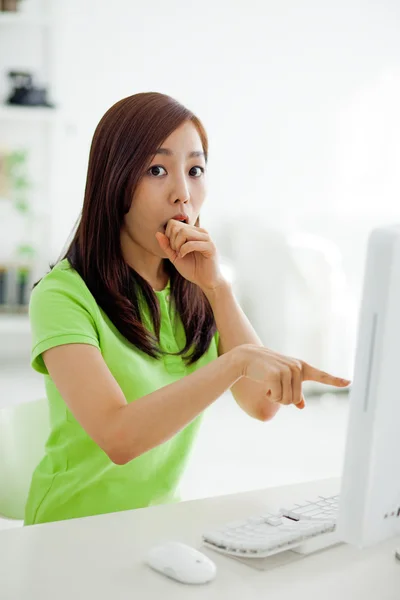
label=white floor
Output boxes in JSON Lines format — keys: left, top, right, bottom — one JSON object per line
{"left": 0, "top": 361, "right": 349, "bottom": 512}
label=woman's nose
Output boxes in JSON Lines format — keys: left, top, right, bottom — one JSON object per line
{"left": 174, "top": 195, "right": 189, "bottom": 204}
{"left": 170, "top": 181, "right": 190, "bottom": 204}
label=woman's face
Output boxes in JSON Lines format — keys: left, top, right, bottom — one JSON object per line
{"left": 122, "top": 120, "right": 207, "bottom": 258}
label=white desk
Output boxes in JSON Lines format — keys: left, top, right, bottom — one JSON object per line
{"left": 0, "top": 478, "right": 399, "bottom": 599}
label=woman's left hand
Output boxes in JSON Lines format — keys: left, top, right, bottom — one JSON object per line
{"left": 155, "top": 220, "right": 226, "bottom": 293}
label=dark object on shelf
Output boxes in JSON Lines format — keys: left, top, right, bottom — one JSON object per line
{"left": 16, "top": 266, "right": 30, "bottom": 305}
{"left": 0, "top": 266, "right": 7, "bottom": 304}
{"left": 6, "top": 71, "right": 54, "bottom": 108}
{"left": 1, "top": 0, "right": 20, "bottom": 12}
{"left": 0, "top": 264, "right": 31, "bottom": 309}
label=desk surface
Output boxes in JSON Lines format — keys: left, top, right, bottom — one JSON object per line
{"left": 1, "top": 478, "right": 399, "bottom": 600}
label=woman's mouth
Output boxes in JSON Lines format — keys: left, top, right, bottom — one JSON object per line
{"left": 162, "top": 214, "right": 189, "bottom": 231}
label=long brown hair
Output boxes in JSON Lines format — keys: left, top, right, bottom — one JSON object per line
{"left": 63, "top": 92, "right": 216, "bottom": 365}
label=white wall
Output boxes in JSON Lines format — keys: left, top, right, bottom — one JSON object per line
{"left": 51, "top": 0, "right": 400, "bottom": 260}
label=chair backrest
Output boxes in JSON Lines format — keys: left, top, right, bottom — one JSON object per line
{"left": 0, "top": 398, "right": 50, "bottom": 520}
{"left": 215, "top": 217, "right": 353, "bottom": 380}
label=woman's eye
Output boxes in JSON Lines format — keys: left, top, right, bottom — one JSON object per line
{"left": 148, "top": 165, "right": 167, "bottom": 177}
{"left": 189, "top": 166, "right": 205, "bottom": 177}
{"left": 147, "top": 165, "right": 204, "bottom": 178}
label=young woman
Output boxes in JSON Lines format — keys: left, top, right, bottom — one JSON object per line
{"left": 25, "top": 92, "right": 350, "bottom": 525}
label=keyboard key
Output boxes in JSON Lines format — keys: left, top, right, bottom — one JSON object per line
{"left": 247, "top": 516, "right": 266, "bottom": 525}
{"left": 266, "top": 517, "right": 283, "bottom": 526}
{"left": 261, "top": 512, "right": 282, "bottom": 520}
{"left": 226, "top": 520, "right": 248, "bottom": 528}
{"left": 281, "top": 505, "right": 319, "bottom": 515}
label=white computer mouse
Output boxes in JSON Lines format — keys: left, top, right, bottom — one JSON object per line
{"left": 145, "top": 541, "right": 217, "bottom": 585}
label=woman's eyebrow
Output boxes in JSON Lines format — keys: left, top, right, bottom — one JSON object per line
{"left": 155, "top": 148, "right": 205, "bottom": 158}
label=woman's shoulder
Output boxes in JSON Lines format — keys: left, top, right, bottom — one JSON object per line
{"left": 29, "top": 259, "right": 101, "bottom": 375}
{"left": 30, "top": 258, "right": 95, "bottom": 309}
{"left": 34, "top": 258, "right": 84, "bottom": 290}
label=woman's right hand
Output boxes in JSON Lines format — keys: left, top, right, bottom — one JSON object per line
{"left": 234, "top": 344, "right": 351, "bottom": 409}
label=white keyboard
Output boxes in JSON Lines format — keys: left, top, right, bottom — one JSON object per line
{"left": 203, "top": 494, "right": 341, "bottom": 558}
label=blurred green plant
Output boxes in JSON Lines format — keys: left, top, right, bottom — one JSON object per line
{"left": 3, "top": 149, "right": 36, "bottom": 263}
{"left": 16, "top": 243, "right": 35, "bottom": 260}
{"left": 4, "top": 149, "right": 32, "bottom": 214}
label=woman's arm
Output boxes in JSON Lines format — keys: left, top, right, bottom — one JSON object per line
{"left": 43, "top": 340, "right": 346, "bottom": 465}
{"left": 204, "top": 282, "right": 280, "bottom": 421}
{"left": 43, "top": 343, "right": 243, "bottom": 465}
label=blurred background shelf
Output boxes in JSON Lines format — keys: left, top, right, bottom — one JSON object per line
{"left": 0, "top": 13, "right": 50, "bottom": 27}
{"left": 0, "top": 105, "right": 59, "bottom": 123}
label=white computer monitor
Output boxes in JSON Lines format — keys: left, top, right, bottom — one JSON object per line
{"left": 337, "top": 224, "right": 400, "bottom": 549}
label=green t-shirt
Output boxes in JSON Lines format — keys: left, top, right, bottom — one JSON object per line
{"left": 24, "top": 259, "right": 219, "bottom": 525}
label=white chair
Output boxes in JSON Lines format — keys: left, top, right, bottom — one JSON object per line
{"left": 214, "top": 217, "right": 354, "bottom": 387}
{"left": 0, "top": 397, "right": 50, "bottom": 530}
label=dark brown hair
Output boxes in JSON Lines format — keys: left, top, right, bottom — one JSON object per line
{"left": 63, "top": 92, "right": 216, "bottom": 365}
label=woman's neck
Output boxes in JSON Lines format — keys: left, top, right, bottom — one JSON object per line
{"left": 129, "top": 257, "right": 169, "bottom": 291}
{"left": 121, "top": 231, "right": 169, "bottom": 291}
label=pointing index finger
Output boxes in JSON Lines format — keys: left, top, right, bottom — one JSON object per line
{"left": 301, "top": 362, "right": 351, "bottom": 388}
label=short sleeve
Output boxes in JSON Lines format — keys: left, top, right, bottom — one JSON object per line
{"left": 29, "top": 270, "right": 100, "bottom": 375}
